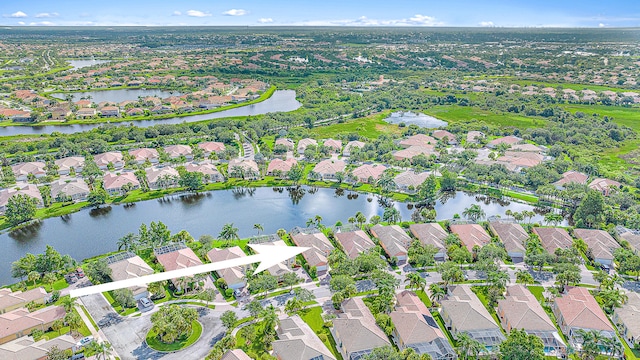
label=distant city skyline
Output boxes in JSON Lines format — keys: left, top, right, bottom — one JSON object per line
{"left": 1, "top": 0, "right": 639, "bottom": 28}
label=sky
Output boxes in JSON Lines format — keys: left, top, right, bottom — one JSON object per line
{"left": 1, "top": 0, "right": 639, "bottom": 28}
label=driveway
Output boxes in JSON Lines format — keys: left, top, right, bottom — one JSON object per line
{"left": 82, "top": 294, "right": 226, "bottom": 360}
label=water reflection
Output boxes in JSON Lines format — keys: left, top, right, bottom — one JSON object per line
{"left": 287, "top": 186, "right": 306, "bottom": 205}
{"left": 89, "top": 206, "right": 112, "bottom": 217}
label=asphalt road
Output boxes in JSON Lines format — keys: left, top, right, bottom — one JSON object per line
{"left": 81, "top": 294, "right": 226, "bottom": 360}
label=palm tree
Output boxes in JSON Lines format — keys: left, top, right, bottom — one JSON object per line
{"left": 602, "top": 337, "right": 623, "bottom": 359}
{"left": 515, "top": 269, "right": 534, "bottom": 286}
{"left": 376, "top": 170, "right": 396, "bottom": 194}
{"left": 59, "top": 296, "right": 76, "bottom": 312}
{"left": 462, "top": 204, "right": 485, "bottom": 222}
{"left": 27, "top": 271, "right": 40, "bottom": 286}
{"left": 253, "top": 223, "right": 264, "bottom": 235}
{"left": 456, "top": 332, "right": 485, "bottom": 360}
{"left": 577, "top": 329, "right": 604, "bottom": 360}
{"left": 406, "top": 273, "right": 426, "bottom": 292}
{"left": 117, "top": 233, "right": 138, "bottom": 252}
{"left": 354, "top": 211, "right": 367, "bottom": 227}
{"left": 87, "top": 341, "right": 113, "bottom": 360}
{"left": 219, "top": 223, "right": 239, "bottom": 242}
{"left": 276, "top": 228, "right": 287, "bottom": 239}
{"left": 428, "top": 283, "right": 446, "bottom": 305}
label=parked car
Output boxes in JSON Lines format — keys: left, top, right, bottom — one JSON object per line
{"left": 75, "top": 267, "right": 85, "bottom": 278}
{"left": 65, "top": 274, "right": 78, "bottom": 284}
{"left": 138, "top": 297, "right": 154, "bottom": 310}
{"left": 76, "top": 336, "right": 94, "bottom": 348}
{"left": 70, "top": 353, "right": 86, "bottom": 359}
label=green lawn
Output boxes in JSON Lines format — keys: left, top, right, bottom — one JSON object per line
{"left": 78, "top": 305, "right": 99, "bottom": 332}
{"left": 415, "top": 290, "right": 433, "bottom": 307}
{"left": 431, "top": 310, "right": 457, "bottom": 347}
{"left": 309, "top": 111, "right": 402, "bottom": 139}
{"left": 528, "top": 285, "right": 545, "bottom": 302}
{"left": 425, "top": 105, "right": 545, "bottom": 128}
{"left": 146, "top": 320, "right": 202, "bottom": 352}
{"left": 299, "top": 306, "right": 343, "bottom": 360}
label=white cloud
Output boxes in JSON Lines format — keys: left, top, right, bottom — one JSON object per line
{"left": 258, "top": 18, "right": 273, "bottom": 24}
{"left": 17, "top": 21, "right": 25, "bottom": 25}
{"left": 6, "top": 11, "right": 27, "bottom": 18}
{"left": 29, "top": 21, "right": 54, "bottom": 26}
{"left": 294, "top": 14, "right": 443, "bottom": 27}
{"left": 223, "top": 9, "right": 248, "bottom": 16}
{"left": 479, "top": 21, "right": 495, "bottom": 27}
{"left": 599, "top": 23, "right": 606, "bottom": 28}
{"left": 35, "top": 12, "right": 59, "bottom": 18}
{"left": 172, "top": 11, "right": 182, "bottom": 16}
{"left": 186, "top": 10, "right": 211, "bottom": 17}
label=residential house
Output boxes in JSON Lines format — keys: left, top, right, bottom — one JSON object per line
{"left": 0, "top": 306, "right": 66, "bottom": 345}
{"left": 466, "top": 131, "right": 485, "bottom": 144}
{"left": 394, "top": 170, "right": 430, "bottom": 193}
{"left": 106, "top": 252, "right": 154, "bottom": 300}
{"left": 497, "top": 285, "right": 566, "bottom": 357}
{"left": 94, "top": 151, "right": 124, "bottom": 170}
{"left": 554, "top": 171, "right": 589, "bottom": 188}
{"left": 263, "top": 240, "right": 296, "bottom": 279}
{"left": 391, "top": 291, "right": 457, "bottom": 360}
{"left": 145, "top": 166, "right": 180, "bottom": 190}
{"left": 164, "top": 144, "right": 193, "bottom": 160}
{"left": 297, "top": 138, "right": 318, "bottom": 155}
{"left": 440, "top": 285, "right": 505, "bottom": 353}
{"left": 76, "top": 108, "right": 97, "bottom": 118}
{"left": 553, "top": 286, "right": 618, "bottom": 351}
{"left": 488, "top": 222, "right": 527, "bottom": 262}
{"left": 198, "top": 141, "right": 226, "bottom": 157}
{"left": 50, "top": 178, "right": 90, "bottom": 201}
{"left": 495, "top": 151, "right": 544, "bottom": 171}
{"left": 393, "top": 145, "right": 437, "bottom": 162}
{"left": 351, "top": 164, "right": 386, "bottom": 184}
{"left": 273, "top": 315, "right": 337, "bottom": 360}
{"left": 0, "top": 334, "right": 76, "bottom": 360}
{"left": 54, "top": 156, "right": 84, "bottom": 175}
{"left": 370, "top": 224, "right": 412, "bottom": 264}
{"left": 532, "top": 227, "right": 574, "bottom": 254}
{"left": 449, "top": 224, "right": 491, "bottom": 252}
{"left": 613, "top": 292, "right": 640, "bottom": 350}
{"left": 220, "top": 349, "right": 252, "bottom": 360}
{"left": 573, "top": 229, "right": 620, "bottom": 266}
{"left": 228, "top": 158, "right": 260, "bottom": 179}
{"left": 290, "top": 228, "right": 335, "bottom": 273}
{"left": 432, "top": 130, "right": 458, "bottom": 144}
{"left": 510, "top": 143, "right": 546, "bottom": 153}
{"left": 312, "top": 159, "right": 346, "bottom": 181}
{"left": 207, "top": 246, "right": 247, "bottom": 290}
{"left": 0, "top": 288, "right": 47, "bottom": 314}
{"left": 129, "top": 148, "right": 160, "bottom": 164}
{"left": 49, "top": 107, "right": 72, "bottom": 120}
{"left": 154, "top": 243, "right": 205, "bottom": 290}
{"left": 618, "top": 227, "right": 640, "bottom": 255}
{"left": 409, "top": 223, "right": 448, "bottom": 261}
{"left": 99, "top": 106, "right": 120, "bottom": 117}
{"left": 275, "top": 138, "right": 295, "bottom": 150}
{"left": 487, "top": 136, "right": 522, "bottom": 148}
{"left": 126, "top": 108, "right": 144, "bottom": 116}
{"left": 102, "top": 172, "right": 140, "bottom": 195}
{"left": 332, "top": 297, "right": 391, "bottom": 360}
{"left": 267, "top": 158, "right": 297, "bottom": 177}
{"left": 11, "top": 162, "right": 46, "bottom": 181}
{"left": 0, "top": 184, "right": 43, "bottom": 215}
{"left": 588, "top": 178, "right": 621, "bottom": 196}
{"left": 399, "top": 134, "right": 437, "bottom": 148}
{"left": 343, "top": 140, "right": 366, "bottom": 157}
{"left": 184, "top": 162, "right": 224, "bottom": 183}
{"left": 323, "top": 139, "right": 342, "bottom": 153}
{"left": 334, "top": 229, "right": 376, "bottom": 259}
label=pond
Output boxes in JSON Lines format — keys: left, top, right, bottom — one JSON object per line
{"left": 0, "top": 186, "right": 552, "bottom": 285}
{"left": 0, "top": 90, "right": 301, "bottom": 137}
{"left": 385, "top": 111, "right": 448, "bottom": 128}
{"left": 51, "top": 89, "right": 182, "bottom": 104}
{"left": 68, "top": 59, "right": 111, "bottom": 71}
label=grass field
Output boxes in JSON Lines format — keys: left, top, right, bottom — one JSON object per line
{"left": 424, "top": 105, "right": 545, "bottom": 128}
{"left": 300, "top": 306, "right": 343, "bottom": 360}
{"left": 561, "top": 104, "right": 640, "bottom": 131}
{"left": 309, "top": 111, "right": 402, "bottom": 139}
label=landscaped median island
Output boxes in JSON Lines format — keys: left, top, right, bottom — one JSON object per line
{"left": 145, "top": 305, "right": 202, "bottom": 352}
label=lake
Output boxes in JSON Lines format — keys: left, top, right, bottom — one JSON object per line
{"left": 51, "top": 89, "right": 182, "bottom": 104}
{"left": 0, "top": 90, "right": 301, "bottom": 137}
{"left": 0, "top": 186, "right": 550, "bottom": 285}
{"left": 68, "top": 59, "right": 110, "bottom": 71}
{"left": 386, "top": 111, "right": 448, "bottom": 128}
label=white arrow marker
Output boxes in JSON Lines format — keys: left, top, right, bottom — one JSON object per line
{"left": 70, "top": 244, "right": 310, "bottom": 298}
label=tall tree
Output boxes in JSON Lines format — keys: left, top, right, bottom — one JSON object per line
{"left": 219, "top": 223, "right": 239, "bottom": 242}
{"left": 5, "top": 194, "right": 38, "bottom": 226}
{"left": 499, "top": 328, "right": 545, "bottom": 360}
{"left": 462, "top": 204, "right": 485, "bottom": 222}
{"left": 573, "top": 190, "right": 605, "bottom": 228}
